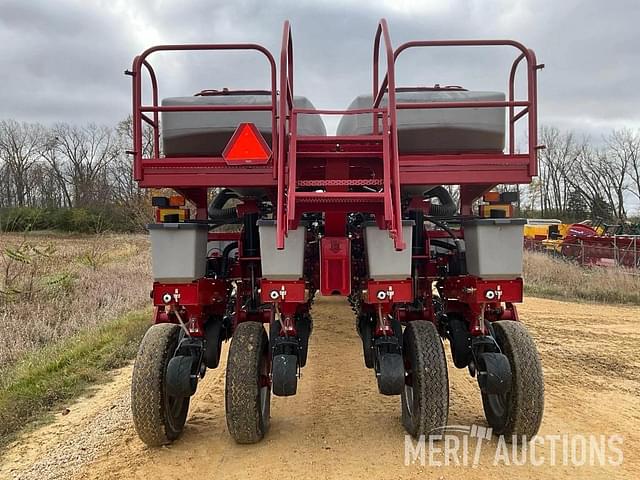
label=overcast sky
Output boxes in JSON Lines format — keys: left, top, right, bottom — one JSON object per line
{"left": 0, "top": 0, "right": 638, "bottom": 139}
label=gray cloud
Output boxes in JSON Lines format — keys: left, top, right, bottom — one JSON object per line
{"left": 0, "top": 0, "right": 638, "bottom": 138}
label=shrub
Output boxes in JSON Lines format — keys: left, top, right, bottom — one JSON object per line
{"left": 0, "top": 207, "right": 145, "bottom": 233}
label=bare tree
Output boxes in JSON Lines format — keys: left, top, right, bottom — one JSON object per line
{"left": 530, "top": 126, "right": 635, "bottom": 222}
{"left": 601, "top": 129, "right": 633, "bottom": 220}
{"left": 50, "top": 123, "right": 117, "bottom": 207}
{"left": 608, "top": 129, "right": 640, "bottom": 208}
{"left": 109, "top": 117, "right": 154, "bottom": 204}
{"left": 40, "top": 133, "right": 73, "bottom": 208}
{"left": 0, "top": 159, "right": 11, "bottom": 208}
{"left": 0, "top": 120, "right": 44, "bottom": 207}
{"left": 538, "top": 126, "right": 578, "bottom": 216}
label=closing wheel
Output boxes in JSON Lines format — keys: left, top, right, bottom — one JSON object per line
{"left": 359, "top": 314, "right": 375, "bottom": 369}
{"left": 131, "top": 323, "right": 190, "bottom": 446}
{"left": 481, "top": 320, "right": 544, "bottom": 439}
{"left": 296, "top": 313, "right": 312, "bottom": 368}
{"left": 401, "top": 321, "right": 449, "bottom": 438}
{"left": 359, "top": 312, "right": 400, "bottom": 369}
{"left": 272, "top": 354, "right": 298, "bottom": 396}
{"left": 377, "top": 353, "right": 405, "bottom": 395}
{"left": 166, "top": 355, "right": 198, "bottom": 398}
{"left": 225, "top": 322, "right": 271, "bottom": 444}
{"left": 203, "top": 318, "right": 224, "bottom": 369}
{"left": 446, "top": 314, "right": 472, "bottom": 369}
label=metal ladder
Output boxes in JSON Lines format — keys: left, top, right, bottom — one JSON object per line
{"left": 275, "top": 108, "right": 404, "bottom": 251}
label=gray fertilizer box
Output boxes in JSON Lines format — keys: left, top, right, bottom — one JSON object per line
{"left": 258, "top": 220, "right": 306, "bottom": 279}
{"left": 148, "top": 222, "right": 208, "bottom": 282}
{"left": 462, "top": 218, "right": 526, "bottom": 279}
{"left": 364, "top": 220, "right": 414, "bottom": 280}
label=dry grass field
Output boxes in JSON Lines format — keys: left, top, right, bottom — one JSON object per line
{"left": 0, "top": 232, "right": 152, "bottom": 440}
{"left": 0, "top": 232, "right": 151, "bottom": 370}
{"left": 1, "top": 232, "right": 639, "bottom": 447}
{"left": 524, "top": 250, "right": 640, "bottom": 304}
{"left": 2, "top": 295, "right": 639, "bottom": 480}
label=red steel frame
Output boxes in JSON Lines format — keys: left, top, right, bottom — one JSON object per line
{"left": 132, "top": 19, "right": 540, "bottom": 342}
{"left": 129, "top": 20, "right": 541, "bottom": 229}
{"left": 274, "top": 19, "right": 542, "bottom": 249}
{"left": 129, "top": 43, "right": 278, "bottom": 215}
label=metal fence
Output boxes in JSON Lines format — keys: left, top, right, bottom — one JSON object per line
{"left": 525, "top": 237, "right": 640, "bottom": 270}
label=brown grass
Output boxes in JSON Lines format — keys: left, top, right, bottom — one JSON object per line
{"left": 1, "top": 233, "right": 637, "bottom": 439}
{"left": 524, "top": 250, "right": 640, "bottom": 304}
{"left": 0, "top": 232, "right": 151, "bottom": 374}
{"left": 3, "top": 234, "right": 637, "bottom": 372}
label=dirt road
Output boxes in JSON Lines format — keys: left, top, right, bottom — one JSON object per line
{"left": 2, "top": 296, "right": 639, "bottom": 479}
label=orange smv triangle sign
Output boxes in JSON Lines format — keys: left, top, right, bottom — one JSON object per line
{"left": 222, "top": 123, "right": 272, "bottom": 165}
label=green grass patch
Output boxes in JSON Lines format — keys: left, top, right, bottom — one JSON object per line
{"left": 0, "top": 309, "right": 150, "bottom": 443}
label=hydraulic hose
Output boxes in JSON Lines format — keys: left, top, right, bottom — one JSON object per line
{"left": 220, "top": 241, "right": 239, "bottom": 279}
{"left": 425, "top": 216, "right": 458, "bottom": 241}
{"left": 208, "top": 189, "right": 239, "bottom": 221}
{"left": 425, "top": 186, "right": 457, "bottom": 217}
{"left": 430, "top": 239, "right": 457, "bottom": 251}
{"left": 425, "top": 216, "right": 466, "bottom": 275}
{"left": 208, "top": 207, "right": 238, "bottom": 222}
{"left": 212, "top": 188, "right": 238, "bottom": 209}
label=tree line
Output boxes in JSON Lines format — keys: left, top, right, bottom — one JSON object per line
{"left": 0, "top": 118, "right": 638, "bottom": 231}
{"left": 522, "top": 126, "right": 640, "bottom": 222}
{"left": 0, "top": 118, "right": 150, "bottom": 209}
{"left": 0, "top": 118, "right": 154, "bottom": 231}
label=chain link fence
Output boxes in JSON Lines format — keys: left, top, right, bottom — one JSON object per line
{"left": 525, "top": 237, "right": 640, "bottom": 270}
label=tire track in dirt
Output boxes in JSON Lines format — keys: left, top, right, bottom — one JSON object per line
{"left": 1, "top": 296, "right": 638, "bottom": 479}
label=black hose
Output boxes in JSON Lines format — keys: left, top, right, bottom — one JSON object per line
{"left": 425, "top": 216, "right": 458, "bottom": 241}
{"left": 220, "top": 241, "right": 238, "bottom": 279}
{"left": 430, "top": 239, "right": 457, "bottom": 251}
{"left": 208, "top": 207, "right": 238, "bottom": 222}
{"left": 243, "top": 213, "right": 259, "bottom": 257}
{"left": 212, "top": 188, "right": 238, "bottom": 209}
{"left": 426, "top": 186, "right": 457, "bottom": 217}
{"left": 209, "top": 189, "right": 239, "bottom": 221}
{"left": 425, "top": 217, "right": 466, "bottom": 273}
{"left": 410, "top": 209, "right": 425, "bottom": 255}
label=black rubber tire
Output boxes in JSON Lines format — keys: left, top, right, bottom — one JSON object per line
{"left": 297, "top": 314, "right": 312, "bottom": 368}
{"left": 377, "top": 353, "right": 405, "bottom": 395}
{"left": 358, "top": 314, "right": 375, "bottom": 369}
{"left": 401, "top": 321, "right": 449, "bottom": 438}
{"left": 225, "top": 322, "right": 271, "bottom": 444}
{"left": 203, "top": 318, "right": 223, "bottom": 369}
{"left": 482, "top": 320, "right": 544, "bottom": 439}
{"left": 272, "top": 354, "right": 298, "bottom": 396}
{"left": 131, "top": 323, "right": 190, "bottom": 446}
{"left": 446, "top": 314, "right": 472, "bottom": 369}
{"left": 166, "top": 355, "right": 197, "bottom": 397}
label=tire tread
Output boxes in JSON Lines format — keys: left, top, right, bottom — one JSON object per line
{"left": 131, "top": 323, "right": 188, "bottom": 446}
{"left": 225, "top": 322, "right": 269, "bottom": 444}
{"left": 484, "top": 320, "right": 544, "bottom": 438}
{"left": 402, "top": 320, "right": 449, "bottom": 437}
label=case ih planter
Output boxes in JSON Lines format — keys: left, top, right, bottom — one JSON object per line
{"left": 128, "top": 19, "right": 544, "bottom": 446}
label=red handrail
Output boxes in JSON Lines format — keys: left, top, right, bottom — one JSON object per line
{"left": 274, "top": 19, "right": 540, "bottom": 252}
{"left": 373, "top": 37, "right": 540, "bottom": 172}
{"left": 130, "top": 43, "right": 277, "bottom": 182}
{"left": 277, "top": 20, "right": 294, "bottom": 249}
{"left": 373, "top": 19, "right": 405, "bottom": 250}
